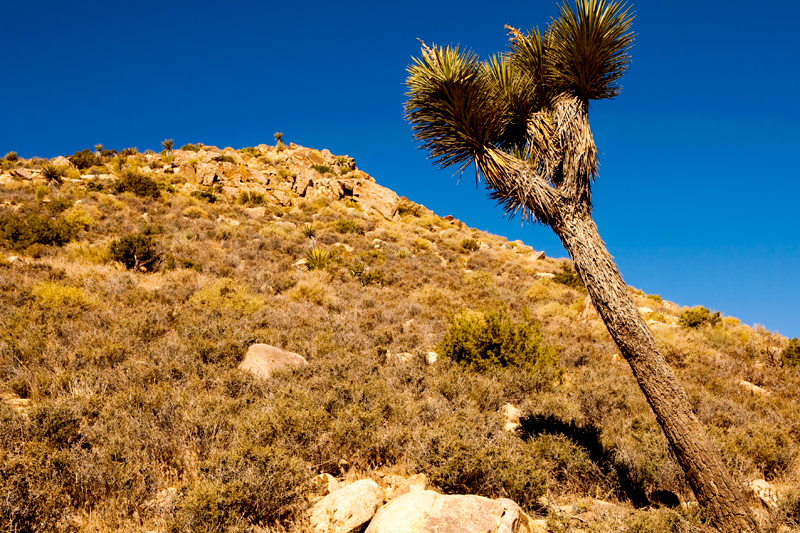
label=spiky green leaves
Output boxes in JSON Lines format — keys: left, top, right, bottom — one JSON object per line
{"left": 405, "top": 45, "right": 507, "bottom": 171}
{"left": 404, "top": 0, "right": 634, "bottom": 220}
{"left": 548, "top": 0, "right": 634, "bottom": 100}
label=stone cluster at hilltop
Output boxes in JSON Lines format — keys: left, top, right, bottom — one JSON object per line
{"left": 1, "top": 143, "right": 403, "bottom": 220}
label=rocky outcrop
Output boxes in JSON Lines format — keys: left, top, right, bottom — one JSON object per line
{"left": 365, "top": 491, "right": 536, "bottom": 533}
{"left": 238, "top": 344, "right": 307, "bottom": 379}
{"left": 309, "top": 479, "right": 385, "bottom": 533}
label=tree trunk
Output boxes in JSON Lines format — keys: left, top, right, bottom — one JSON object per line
{"left": 551, "top": 207, "right": 759, "bottom": 533}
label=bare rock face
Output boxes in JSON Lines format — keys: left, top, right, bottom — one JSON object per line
{"left": 748, "top": 479, "right": 779, "bottom": 508}
{"left": 238, "top": 344, "right": 307, "bottom": 379}
{"left": 365, "top": 491, "right": 536, "bottom": 533}
{"left": 349, "top": 179, "right": 400, "bottom": 220}
{"left": 501, "top": 403, "right": 522, "bottom": 432}
{"left": 309, "top": 479, "right": 385, "bottom": 533}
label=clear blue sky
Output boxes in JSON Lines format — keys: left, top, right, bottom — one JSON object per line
{"left": 2, "top": 1, "right": 798, "bottom": 338}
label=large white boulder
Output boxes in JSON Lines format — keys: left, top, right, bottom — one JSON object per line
{"left": 309, "top": 479, "right": 385, "bottom": 533}
{"left": 238, "top": 344, "right": 307, "bottom": 379}
{"left": 365, "top": 490, "right": 536, "bottom": 533}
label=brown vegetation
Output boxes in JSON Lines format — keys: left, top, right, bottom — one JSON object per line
{"left": 0, "top": 144, "right": 798, "bottom": 532}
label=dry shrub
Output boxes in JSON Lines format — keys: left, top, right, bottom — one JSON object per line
{"left": 526, "top": 279, "right": 565, "bottom": 303}
{"left": 288, "top": 271, "right": 336, "bottom": 306}
{"left": 182, "top": 206, "right": 210, "bottom": 219}
{"left": 190, "top": 278, "right": 263, "bottom": 313}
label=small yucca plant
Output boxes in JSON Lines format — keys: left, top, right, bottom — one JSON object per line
{"left": 40, "top": 164, "right": 62, "bottom": 184}
{"left": 301, "top": 223, "right": 317, "bottom": 239}
{"left": 305, "top": 246, "right": 330, "bottom": 270}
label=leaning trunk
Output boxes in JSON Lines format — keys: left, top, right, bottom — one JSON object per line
{"left": 551, "top": 207, "right": 759, "bottom": 533}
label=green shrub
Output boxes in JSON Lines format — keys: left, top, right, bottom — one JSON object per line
{"left": 350, "top": 262, "right": 384, "bottom": 286}
{"left": 68, "top": 149, "right": 102, "bottom": 170}
{"left": 109, "top": 233, "right": 160, "bottom": 271}
{"left": 45, "top": 196, "right": 73, "bottom": 214}
{"left": 236, "top": 190, "right": 265, "bottom": 205}
{"left": 120, "top": 147, "right": 138, "bottom": 157}
{"left": 276, "top": 168, "right": 292, "bottom": 180}
{"left": 0, "top": 213, "right": 79, "bottom": 250}
{"left": 85, "top": 180, "right": 104, "bottom": 192}
{"left": 220, "top": 154, "right": 236, "bottom": 164}
{"left": 181, "top": 143, "right": 201, "bottom": 152}
{"left": 311, "top": 164, "right": 332, "bottom": 175}
{"left": 4, "top": 151, "right": 18, "bottom": 161}
{"left": 460, "top": 238, "right": 480, "bottom": 252}
{"left": 164, "top": 254, "right": 203, "bottom": 272}
{"left": 679, "top": 306, "right": 721, "bottom": 329}
{"left": 552, "top": 264, "right": 587, "bottom": 292}
{"left": 396, "top": 197, "right": 424, "bottom": 217}
{"left": 113, "top": 170, "right": 160, "bottom": 198}
{"left": 335, "top": 219, "right": 358, "bottom": 234}
{"left": 305, "top": 247, "right": 331, "bottom": 270}
{"left": 31, "top": 281, "right": 95, "bottom": 309}
{"left": 436, "top": 309, "right": 560, "bottom": 373}
{"left": 780, "top": 488, "right": 800, "bottom": 527}
{"left": 782, "top": 338, "right": 800, "bottom": 367}
{"left": 191, "top": 189, "right": 217, "bottom": 203}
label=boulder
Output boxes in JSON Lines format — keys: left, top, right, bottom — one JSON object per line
{"left": 51, "top": 155, "right": 74, "bottom": 168}
{"left": 333, "top": 243, "right": 354, "bottom": 253}
{"left": 381, "top": 473, "right": 428, "bottom": 501}
{"left": 530, "top": 251, "right": 546, "bottom": 260}
{"left": 10, "top": 168, "right": 36, "bottom": 180}
{"left": 637, "top": 307, "right": 654, "bottom": 314}
{"left": 274, "top": 220, "right": 297, "bottom": 231}
{"left": 501, "top": 403, "right": 522, "bottom": 432}
{"left": 239, "top": 344, "right": 307, "bottom": 379}
{"left": 349, "top": 179, "right": 400, "bottom": 220}
{"left": 310, "top": 479, "right": 385, "bottom": 533}
{"left": 579, "top": 295, "right": 599, "bottom": 322}
{"left": 365, "top": 491, "right": 536, "bottom": 533}
{"left": 293, "top": 170, "right": 315, "bottom": 196}
{"left": 748, "top": 479, "right": 778, "bottom": 508}
{"left": 267, "top": 190, "right": 293, "bottom": 207}
{"left": 426, "top": 352, "right": 438, "bottom": 365}
{"left": 216, "top": 216, "right": 240, "bottom": 226}
{"left": 293, "top": 147, "right": 327, "bottom": 166}
{"left": 246, "top": 207, "right": 267, "bottom": 218}
{"left": 311, "top": 473, "right": 341, "bottom": 495}
{"left": 195, "top": 162, "right": 220, "bottom": 185}
{"left": 738, "top": 380, "right": 771, "bottom": 396}
{"left": 535, "top": 272, "right": 555, "bottom": 280}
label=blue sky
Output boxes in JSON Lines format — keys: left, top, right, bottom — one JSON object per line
{"left": 2, "top": 1, "right": 798, "bottom": 338}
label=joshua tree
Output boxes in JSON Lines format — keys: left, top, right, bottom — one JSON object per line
{"left": 273, "top": 131, "right": 284, "bottom": 144}
{"left": 405, "top": 1, "right": 758, "bottom": 532}
{"left": 94, "top": 144, "right": 104, "bottom": 157}
{"left": 161, "top": 138, "right": 174, "bottom": 155}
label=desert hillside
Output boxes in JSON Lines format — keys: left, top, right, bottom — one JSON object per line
{"left": 1, "top": 142, "right": 799, "bottom": 533}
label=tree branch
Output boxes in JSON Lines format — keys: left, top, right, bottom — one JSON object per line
{"left": 476, "top": 148, "right": 563, "bottom": 225}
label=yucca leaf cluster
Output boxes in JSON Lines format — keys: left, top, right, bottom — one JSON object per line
{"left": 405, "top": 0, "right": 634, "bottom": 221}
